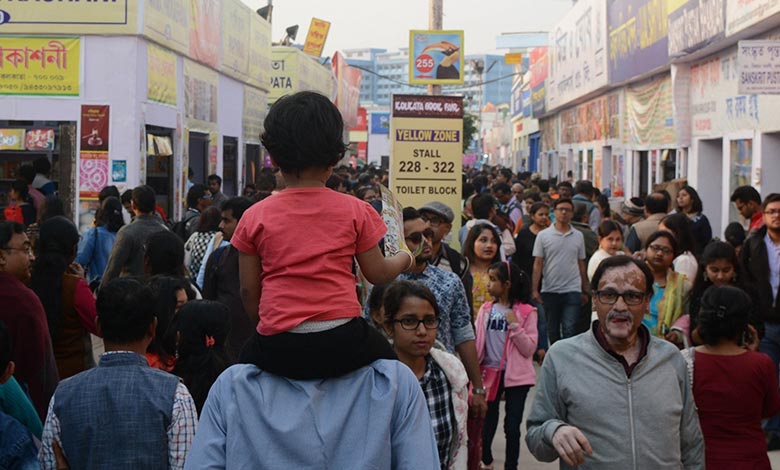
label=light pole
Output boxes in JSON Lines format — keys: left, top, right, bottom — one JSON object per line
{"left": 428, "top": 0, "right": 443, "bottom": 96}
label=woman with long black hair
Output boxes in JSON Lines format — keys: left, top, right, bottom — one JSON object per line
{"left": 30, "top": 216, "right": 98, "bottom": 379}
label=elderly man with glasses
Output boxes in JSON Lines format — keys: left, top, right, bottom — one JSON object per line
{"left": 526, "top": 255, "right": 704, "bottom": 469}
{"left": 0, "top": 221, "right": 59, "bottom": 421}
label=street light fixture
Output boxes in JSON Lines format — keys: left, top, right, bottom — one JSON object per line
{"left": 256, "top": 0, "right": 272, "bottom": 23}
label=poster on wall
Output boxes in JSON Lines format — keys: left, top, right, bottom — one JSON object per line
{"left": 112, "top": 160, "right": 127, "bottom": 182}
{"left": 79, "top": 105, "right": 110, "bottom": 200}
{"left": 148, "top": 44, "right": 178, "bottom": 106}
{"left": 183, "top": 59, "right": 218, "bottom": 131}
{"left": 0, "top": 129, "right": 25, "bottom": 150}
{"left": 371, "top": 113, "right": 390, "bottom": 134}
{"left": 668, "top": 0, "right": 725, "bottom": 59}
{"left": 391, "top": 94, "right": 463, "bottom": 246}
{"left": 408, "top": 30, "right": 464, "bottom": 85}
{"left": 737, "top": 41, "right": 780, "bottom": 94}
{"left": 221, "top": 0, "right": 250, "bottom": 79}
{"left": 726, "top": 0, "right": 780, "bottom": 37}
{"left": 189, "top": 0, "right": 220, "bottom": 68}
{"left": 0, "top": 37, "right": 80, "bottom": 96}
{"left": 529, "top": 47, "right": 548, "bottom": 117}
{"left": 332, "top": 51, "right": 362, "bottom": 128}
{"left": 143, "top": 0, "right": 189, "bottom": 54}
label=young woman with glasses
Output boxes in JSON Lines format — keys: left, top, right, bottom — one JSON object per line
{"left": 382, "top": 280, "right": 468, "bottom": 470}
{"left": 643, "top": 230, "right": 691, "bottom": 346}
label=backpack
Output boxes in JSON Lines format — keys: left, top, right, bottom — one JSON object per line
{"left": 171, "top": 211, "right": 198, "bottom": 242}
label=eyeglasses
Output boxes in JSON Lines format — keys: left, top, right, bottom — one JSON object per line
{"left": 595, "top": 290, "right": 647, "bottom": 306}
{"left": 766, "top": 209, "right": 780, "bottom": 216}
{"left": 405, "top": 228, "right": 435, "bottom": 244}
{"left": 1, "top": 245, "right": 33, "bottom": 255}
{"left": 394, "top": 316, "right": 438, "bottom": 330}
{"left": 647, "top": 244, "right": 673, "bottom": 255}
{"left": 421, "top": 214, "right": 444, "bottom": 226}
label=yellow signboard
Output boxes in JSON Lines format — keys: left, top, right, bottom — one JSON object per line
{"left": 221, "top": 0, "right": 250, "bottom": 79}
{"left": 248, "top": 15, "right": 272, "bottom": 90}
{"left": 148, "top": 44, "right": 177, "bottom": 106}
{"left": 504, "top": 52, "right": 523, "bottom": 64}
{"left": 0, "top": 129, "right": 25, "bottom": 150}
{"left": 269, "top": 47, "right": 333, "bottom": 103}
{"left": 391, "top": 95, "right": 463, "bottom": 248}
{"left": 0, "top": 1, "right": 136, "bottom": 34}
{"left": 143, "top": 0, "right": 189, "bottom": 54}
{"left": 243, "top": 85, "right": 267, "bottom": 144}
{"left": 0, "top": 37, "right": 80, "bottom": 96}
{"left": 302, "top": 18, "right": 331, "bottom": 57}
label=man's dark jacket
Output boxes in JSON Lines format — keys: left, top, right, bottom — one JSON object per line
{"left": 742, "top": 225, "right": 780, "bottom": 322}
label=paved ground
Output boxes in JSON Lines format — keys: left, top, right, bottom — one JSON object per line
{"left": 483, "top": 366, "right": 780, "bottom": 469}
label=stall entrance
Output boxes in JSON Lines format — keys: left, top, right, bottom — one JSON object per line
{"left": 146, "top": 126, "right": 175, "bottom": 220}
{"left": 188, "top": 132, "right": 209, "bottom": 186}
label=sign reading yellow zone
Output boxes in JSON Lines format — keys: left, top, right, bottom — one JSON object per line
{"left": 391, "top": 94, "right": 463, "bottom": 249}
{"left": 0, "top": 0, "right": 136, "bottom": 34}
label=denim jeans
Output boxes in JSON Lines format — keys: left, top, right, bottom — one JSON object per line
{"left": 481, "top": 372, "right": 531, "bottom": 470}
{"left": 761, "top": 322, "right": 780, "bottom": 433}
{"left": 541, "top": 292, "right": 582, "bottom": 345}
{"left": 532, "top": 300, "right": 548, "bottom": 351}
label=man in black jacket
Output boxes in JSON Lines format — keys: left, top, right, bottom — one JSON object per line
{"left": 741, "top": 192, "right": 780, "bottom": 446}
{"left": 418, "top": 201, "right": 474, "bottom": 309}
{"left": 202, "top": 196, "right": 255, "bottom": 360}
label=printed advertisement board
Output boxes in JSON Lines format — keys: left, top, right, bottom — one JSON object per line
{"left": 371, "top": 113, "right": 390, "bottom": 134}
{"left": 529, "top": 47, "right": 549, "bottom": 117}
{"left": 79, "top": 105, "right": 110, "bottom": 200}
{"left": 333, "top": 51, "right": 361, "bottom": 128}
{"left": 189, "top": 0, "right": 220, "bottom": 68}
{"left": 143, "top": 0, "right": 189, "bottom": 54}
{"left": 0, "top": 0, "right": 136, "bottom": 34}
{"left": 726, "top": 0, "right": 780, "bottom": 37}
{"left": 148, "top": 44, "right": 177, "bottom": 106}
{"left": 243, "top": 85, "right": 267, "bottom": 144}
{"left": 737, "top": 40, "right": 780, "bottom": 94}
{"left": 511, "top": 80, "right": 523, "bottom": 120}
{"left": 408, "top": 30, "right": 465, "bottom": 85}
{"left": 391, "top": 95, "right": 463, "bottom": 246}
{"left": 0, "top": 37, "right": 79, "bottom": 96}
{"left": 547, "top": 0, "right": 608, "bottom": 110}
{"left": 221, "top": 0, "right": 250, "bottom": 79}
{"left": 248, "top": 15, "right": 272, "bottom": 90}
{"left": 183, "top": 59, "right": 218, "bottom": 132}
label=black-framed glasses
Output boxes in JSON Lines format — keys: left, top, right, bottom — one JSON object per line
{"left": 394, "top": 316, "right": 439, "bottom": 330}
{"left": 421, "top": 214, "right": 443, "bottom": 226}
{"left": 1, "top": 244, "right": 33, "bottom": 255}
{"left": 405, "top": 228, "right": 435, "bottom": 244}
{"left": 595, "top": 290, "right": 647, "bottom": 306}
{"left": 647, "top": 244, "right": 673, "bottom": 255}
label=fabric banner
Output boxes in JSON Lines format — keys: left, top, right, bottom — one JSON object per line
{"left": 608, "top": 0, "right": 685, "bottom": 84}
{"left": 188, "top": 0, "right": 219, "bottom": 68}
{"left": 0, "top": 37, "right": 79, "bottom": 96}
{"left": 148, "top": 44, "right": 177, "bottom": 106}
{"left": 560, "top": 93, "right": 620, "bottom": 144}
{"left": 391, "top": 95, "right": 463, "bottom": 247}
{"left": 302, "top": 18, "right": 331, "bottom": 57}
{"left": 248, "top": 15, "right": 273, "bottom": 89}
{"left": 668, "top": 0, "right": 725, "bottom": 59}
{"left": 408, "top": 30, "right": 465, "bottom": 85}
{"left": 333, "top": 51, "right": 361, "bottom": 128}
{"left": 624, "top": 75, "right": 677, "bottom": 146}
{"left": 143, "top": 0, "right": 189, "bottom": 54}
{"left": 79, "top": 105, "right": 110, "bottom": 200}
{"left": 221, "top": 0, "right": 250, "bottom": 79}
{"left": 242, "top": 85, "right": 267, "bottom": 143}
{"left": 0, "top": 0, "right": 136, "bottom": 34}
{"left": 183, "top": 59, "right": 218, "bottom": 132}
{"left": 548, "top": 0, "right": 608, "bottom": 110}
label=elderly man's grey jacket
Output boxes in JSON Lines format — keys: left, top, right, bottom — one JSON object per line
{"left": 526, "top": 324, "right": 704, "bottom": 470}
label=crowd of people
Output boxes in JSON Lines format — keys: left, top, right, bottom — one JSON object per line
{"left": 1, "top": 90, "right": 779, "bottom": 470}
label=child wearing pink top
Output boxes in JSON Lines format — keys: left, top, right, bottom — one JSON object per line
{"left": 232, "top": 91, "right": 414, "bottom": 379}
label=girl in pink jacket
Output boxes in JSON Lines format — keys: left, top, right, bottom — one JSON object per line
{"left": 476, "top": 261, "right": 538, "bottom": 470}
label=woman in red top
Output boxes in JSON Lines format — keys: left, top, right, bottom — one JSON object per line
{"left": 690, "top": 285, "right": 780, "bottom": 469}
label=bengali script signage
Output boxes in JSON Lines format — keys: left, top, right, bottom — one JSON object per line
{"left": 184, "top": 59, "right": 218, "bottom": 132}
{"left": 0, "top": 37, "right": 79, "bottom": 96}
{"left": 147, "top": 44, "right": 177, "bottom": 106}
{"left": 0, "top": 0, "right": 136, "bottom": 34}
{"left": 269, "top": 47, "right": 333, "bottom": 103}
{"left": 221, "top": 0, "right": 250, "bottom": 79}
{"left": 143, "top": 0, "right": 189, "bottom": 54}
{"left": 302, "top": 18, "right": 331, "bottom": 57}
{"left": 511, "top": 80, "right": 523, "bottom": 120}
{"left": 522, "top": 88, "right": 532, "bottom": 118}
{"left": 529, "top": 47, "right": 548, "bottom": 117}
{"left": 608, "top": 0, "right": 685, "bottom": 84}
{"left": 726, "top": 0, "right": 780, "bottom": 37}
{"left": 391, "top": 95, "right": 463, "bottom": 247}
{"left": 548, "top": 0, "right": 608, "bottom": 110}
{"left": 737, "top": 40, "right": 780, "bottom": 94}
{"left": 668, "top": 0, "right": 725, "bottom": 59}
{"left": 408, "top": 30, "right": 465, "bottom": 85}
